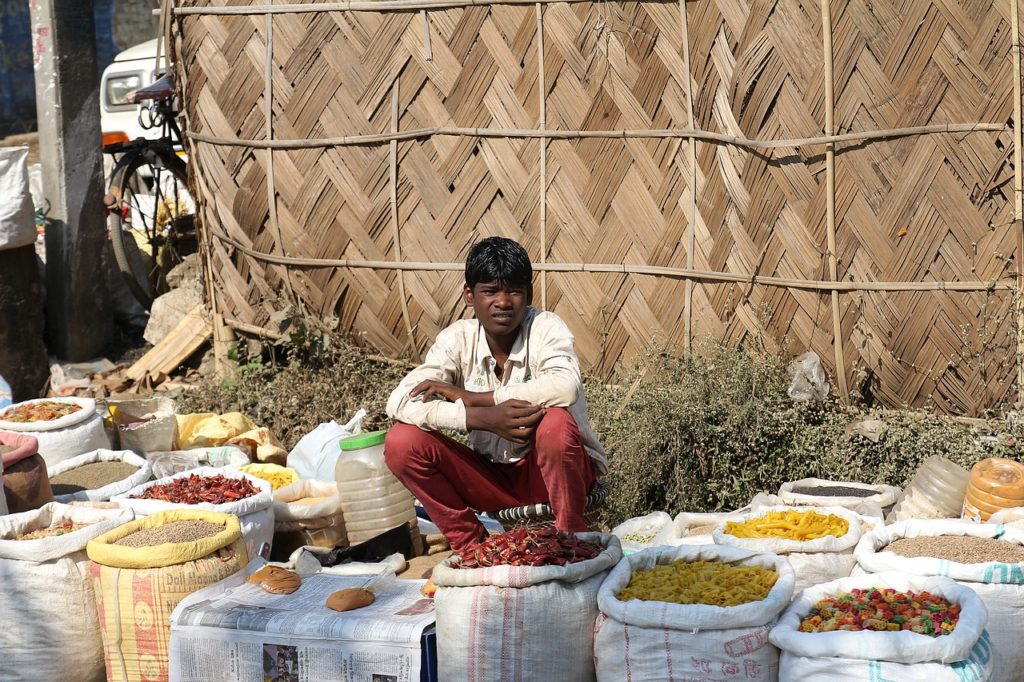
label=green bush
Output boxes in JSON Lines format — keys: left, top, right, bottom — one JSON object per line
{"left": 590, "top": 340, "right": 1021, "bottom": 526}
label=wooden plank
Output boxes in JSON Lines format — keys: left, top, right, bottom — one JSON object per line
{"left": 125, "top": 305, "right": 213, "bottom": 382}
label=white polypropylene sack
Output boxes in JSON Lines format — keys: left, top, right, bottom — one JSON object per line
{"left": 594, "top": 545, "right": 795, "bottom": 681}
{"left": 714, "top": 505, "right": 862, "bottom": 592}
{"left": 287, "top": 410, "right": 366, "bottom": 481}
{"left": 988, "top": 506, "right": 1024, "bottom": 529}
{"left": 0, "top": 503, "right": 134, "bottom": 682}
{"left": 0, "top": 397, "right": 96, "bottom": 432}
{"left": 0, "top": 147, "right": 36, "bottom": 251}
{"left": 771, "top": 572, "right": 992, "bottom": 681}
{"left": 432, "top": 532, "right": 621, "bottom": 682}
{"left": 146, "top": 445, "right": 251, "bottom": 479}
{"left": 779, "top": 478, "right": 900, "bottom": 513}
{"left": 656, "top": 510, "right": 747, "bottom": 547}
{"left": 611, "top": 511, "right": 672, "bottom": 553}
{"left": 34, "top": 413, "right": 111, "bottom": 469}
{"left": 112, "top": 467, "right": 273, "bottom": 562}
{"left": 109, "top": 397, "right": 178, "bottom": 453}
{"left": 855, "top": 519, "right": 1024, "bottom": 680}
{"left": 273, "top": 479, "right": 343, "bottom": 526}
{"left": 47, "top": 449, "right": 151, "bottom": 502}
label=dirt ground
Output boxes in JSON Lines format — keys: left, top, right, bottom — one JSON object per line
{"left": 398, "top": 551, "right": 451, "bottom": 580}
{"left": 1, "top": 132, "right": 40, "bottom": 165}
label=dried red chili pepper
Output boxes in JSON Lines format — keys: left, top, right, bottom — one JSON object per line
{"left": 453, "top": 528, "right": 602, "bottom": 569}
{"left": 131, "top": 474, "right": 258, "bottom": 504}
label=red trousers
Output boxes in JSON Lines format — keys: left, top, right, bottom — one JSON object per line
{"left": 384, "top": 407, "right": 598, "bottom": 552}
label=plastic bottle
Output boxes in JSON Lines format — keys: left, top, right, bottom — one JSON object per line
{"left": 962, "top": 458, "right": 1024, "bottom": 522}
{"left": 887, "top": 456, "right": 969, "bottom": 522}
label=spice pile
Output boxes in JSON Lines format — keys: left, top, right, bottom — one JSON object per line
{"left": 724, "top": 509, "right": 849, "bottom": 541}
{"left": 885, "top": 536, "right": 1024, "bottom": 564}
{"left": 13, "top": 521, "right": 90, "bottom": 541}
{"left": 687, "top": 524, "right": 718, "bottom": 535}
{"left": 799, "top": 588, "right": 960, "bottom": 636}
{"left": 791, "top": 485, "right": 876, "bottom": 498}
{"left": 130, "top": 474, "right": 259, "bottom": 504}
{"left": 241, "top": 467, "right": 295, "bottom": 491}
{"left": 619, "top": 560, "right": 778, "bottom": 607}
{"left": 1, "top": 400, "right": 82, "bottom": 423}
{"left": 621, "top": 531, "right": 657, "bottom": 543}
{"left": 50, "top": 461, "right": 139, "bottom": 495}
{"left": 114, "top": 520, "right": 225, "bottom": 547}
{"left": 454, "top": 528, "right": 602, "bottom": 568}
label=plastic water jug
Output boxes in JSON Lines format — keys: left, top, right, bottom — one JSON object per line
{"left": 335, "top": 430, "right": 417, "bottom": 544}
{"left": 963, "top": 457, "right": 1024, "bottom": 522}
{"left": 887, "top": 456, "right": 968, "bottom": 522}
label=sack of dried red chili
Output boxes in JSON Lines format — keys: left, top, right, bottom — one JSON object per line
{"left": 112, "top": 467, "right": 273, "bottom": 562}
{"left": 769, "top": 572, "right": 994, "bottom": 681}
{"left": 432, "top": 531, "right": 621, "bottom": 682}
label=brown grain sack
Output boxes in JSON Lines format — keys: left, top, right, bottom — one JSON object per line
{"left": 3, "top": 454, "right": 53, "bottom": 513}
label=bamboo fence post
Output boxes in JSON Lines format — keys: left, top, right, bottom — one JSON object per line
{"left": 263, "top": 7, "right": 297, "bottom": 309}
{"left": 391, "top": 77, "right": 418, "bottom": 357}
{"left": 536, "top": 2, "right": 547, "bottom": 309}
{"left": 1013, "top": 0, "right": 1024, "bottom": 396}
{"left": 820, "top": 0, "right": 850, "bottom": 402}
{"left": 680, "top": 0, "right": 697, "bottom": 355}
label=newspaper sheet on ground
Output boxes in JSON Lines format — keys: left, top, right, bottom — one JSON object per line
{"left": 169, "top": 562, "right": 434, "bottom": 682}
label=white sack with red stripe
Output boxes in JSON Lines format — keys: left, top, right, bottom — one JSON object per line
{"left": 432, "top": 532, "right": 621, "bottom": 682}
{"left": 594, "top": 544, "right": 796, "bottom": 682}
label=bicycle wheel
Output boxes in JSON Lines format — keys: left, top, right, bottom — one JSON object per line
{"left": 107, "top": 147, "right": 191, "bottom": 309}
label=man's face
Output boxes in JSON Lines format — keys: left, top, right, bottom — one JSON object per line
{"left": 463, "top": 280, "right": 531, "bottom": 338}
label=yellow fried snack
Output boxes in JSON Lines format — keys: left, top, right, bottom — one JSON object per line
{"left": 618, "top": 560, "right": 778, "bottom": 607}
{"left": 723, "top": 509, "right": 848, "bottom": 541}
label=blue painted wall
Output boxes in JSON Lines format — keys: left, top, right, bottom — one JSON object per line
{"left": 0, "top": 0, "right": 153, "bottom": 136}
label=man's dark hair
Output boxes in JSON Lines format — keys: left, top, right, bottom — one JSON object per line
{"left": 465, "top": 237, "right": 533, "bottom": 289}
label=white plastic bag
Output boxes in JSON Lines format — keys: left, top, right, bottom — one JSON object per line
{"left": 610, "top": 511, "right": 672, "bottom": 553}
{"left": 432, "top": 533, "right": 621, "bottom": 682}
{"left": 594, "top": 545, "right": 795, "bottom": 681}
{"left": 855, "top": 519, "right": 1024, "bottom": 680}
{"left": 770, "top": 572, "right": 992, "bottom": 681}
{"left": 787, "top": 351, "right": 830, "bottom": 401}
{"left": 0, "top": 503, "right": 134, "bottom": 682}
{"left": 0, "top": 147, "right": 36, "bottom": 251}
{"left": 287, "top": 410, "right": 366, "bottom": 481}
{"left": 47, "top": 449, "right": 151, "bottom": 503}
{"left": 714, "top": 505, "right": 862, "bottom": 592}
{"left": 146, "top": 445, "right": 251, "bottom": 479}
{"left": 113, "top": 467, "right": 274, "bottom": 563}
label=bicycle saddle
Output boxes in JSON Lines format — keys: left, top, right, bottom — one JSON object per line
{"left": 127, "top": 73, "right": 176, "bottom": 104}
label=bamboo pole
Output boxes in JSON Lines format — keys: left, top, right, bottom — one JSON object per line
{"left": 188, "top": 121, "right": 1007, "bottom": 151}
{"left": 173, "top": 0, "right": 680, "bottom": 15}
{"left": 820, "top": 0, "right": 850, "bottom": 402}
{"left": 391, "top": 78, "right": 418, "bottom": 358}
{"left": 680, "top": 0, "right": 696, "bottom": 355}
{"left": 211, "top": 232, "right": 1014, "bottom": 292}
{"left": 536, "top": 2, "right": 547, "bottom": 309}
{"left": 1013, "top": 0, "right": 1024, "bottom": 396}
{"left": 264, "top": 9, "right": 298, "bottom": 308}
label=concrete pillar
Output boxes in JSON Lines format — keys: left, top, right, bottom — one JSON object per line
{"left": 31, "top": 0, "right": 112, "bottom": 360}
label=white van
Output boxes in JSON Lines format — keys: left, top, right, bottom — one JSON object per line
{"left": 99, "top": 38, "right": 166, "bottom": 143}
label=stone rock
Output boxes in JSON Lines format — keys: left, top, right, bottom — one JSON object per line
{"left": 166, "top": 252, "right": 202, "bottom": 290}
{"left": 144, "top": 285, "right": 204, "bottom": 346}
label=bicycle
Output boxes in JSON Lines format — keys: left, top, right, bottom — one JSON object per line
{"left": 102, "top": 73, "right": 196, "bottom": 310}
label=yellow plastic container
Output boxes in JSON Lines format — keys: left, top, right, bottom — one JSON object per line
{"left": 962, "top": 458, "right": 1024, "bottom": 522}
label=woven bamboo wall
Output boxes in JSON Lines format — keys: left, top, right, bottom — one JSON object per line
{"left": 172, "top": 0, "right": 1024, "bottom": 414}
